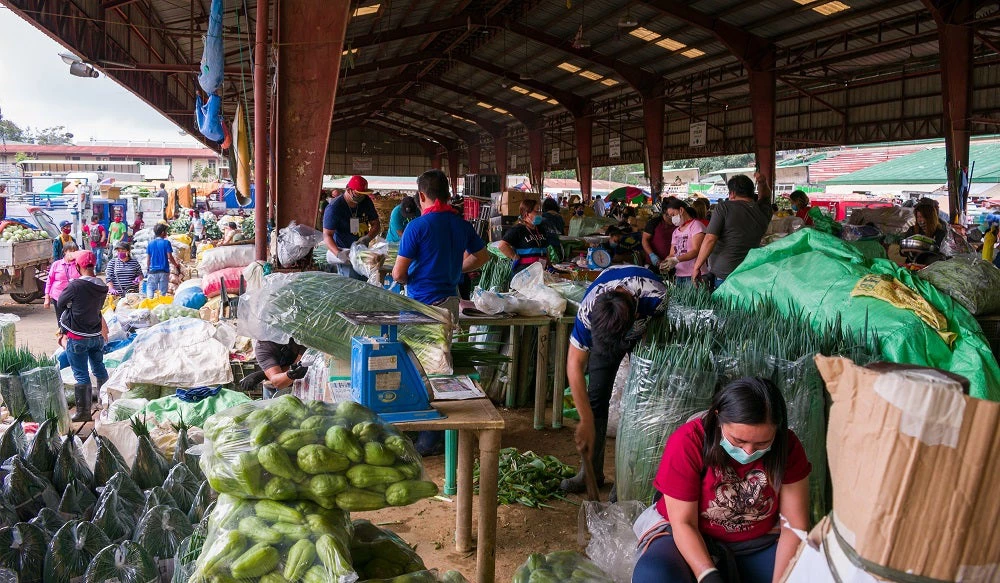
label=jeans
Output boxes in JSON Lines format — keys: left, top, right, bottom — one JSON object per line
{"left": 92, "top": 246, "right": 105, "bottom": 273}
{"left": 587, "top": 343, "right": 631, "bottom": 419}
{"left": 147, "top": 271, "right": 169, "bottom": 298}
{"left": 336, "top": 263, "right": 367, "bottom": 281}
{"left": 65, "top": 336, "right": 109, "bottom": 385}
{"left": 632, "top": 534, "right": 777, "bottom": 583}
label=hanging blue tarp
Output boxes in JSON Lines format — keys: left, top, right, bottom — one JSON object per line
{"left": 221, "top": 185, "right": 255, "bottom": 209}
{"left": 198, "top": 0, "right": 225, "bottom": 94}
{"left": 196, "top": 94, "right": 225, "bottom": 142}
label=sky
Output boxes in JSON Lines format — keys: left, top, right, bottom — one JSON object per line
{"left": 0, "top": 5, "right": 200, "bottom": 145}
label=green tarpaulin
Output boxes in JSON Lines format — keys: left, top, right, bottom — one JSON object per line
{"left": 715, "top": 229, "right": 1000, "bottom": 400}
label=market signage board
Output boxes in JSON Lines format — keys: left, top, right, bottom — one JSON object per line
{"left": 352, "top": 157, "right": 373, "bottom": 173}
{"left": 510, "top": 154, "right": 517, "bottom": 169}
{"left": 689, "top": 121, "right": 707, "bottom": 147}
{"left": 551, "top": 147, "right": 560, "bottom": 165}
{"left": 609, "top": 136, "right": 621, "bottom": 158}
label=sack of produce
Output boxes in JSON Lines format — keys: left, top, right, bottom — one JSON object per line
{"left": 25, "top": 417, "right": 61, "bottom": 479}
{"left": 916, "top": 257, "right": 1000, "bottom": 316}
{"left": 134, "top": 504, "right": 194, "bottom": 580}
{"left": 152, "top": 305, "right": 201, "bottom": 322}
{"left": 278, "top": 221, "right": 324, "bottom": 267}
{"left": 111, "top": 317, "right": 233, "bottom": 391}
{"left": 0, "top": 373, "right": 27, "bottom": 421}
{"left": 238, "top": 272, "right": 455, "bottom": 375}
{"left": 512, "top": 551, "right": 613, "bottom": 583}
{"left": 0, "top": 417, "right": 26, "bottom": 462}
{"left": 53, "top": 433, "right": 94, "bottom": 493}
{"left": 93, "top": 435, "right": 130, "bottom": 488}
{"left": 0, "top": 522, "right": 47, "bottom": 583}
{"left": 198, "top": 245, "right": 255, "bottom": 275}
{"left": 93, "top": 486, "right": 140, "bottom": 543}
{"left": 44, "top": 520, "right": 111, "bottom": 583}
{"left": 187, "top": 481, "right": 215, "bottom": 524}
{"left": 171, "top": 522, "right": 207, "bottom": 583}
{"left": 1, "top": 456, "right": 60, "bottom": 521}
{"left": 201, "top": 396, "right": 438, "bottom": 512}
{"left": 84, "top": 540, "right": 160, "bottom": 583}
{"left": 0, "top": 315, "right": 18, "bottom": 351}
{"left": 28, "top": 507, "right": 65, "bottom": 538}
{"left": 173, "top": 285, "right": 208, "bottom": 310}
{"left": 142, "top": 487, "right": 180, "bottom": 516}
{"left": 130, "top": 418, "right": 171, "bottom": 490}
{"left": 163, "top": 463, "right": 201, "bottom": 515}
{"left": 57, "top": 479, "right": 97, "bottom": 520}
{"left": 350, "top": 519, "right": 426, "bottom": 580}
{"left": 191, "top": 493, "right": 357, "bottom": 583}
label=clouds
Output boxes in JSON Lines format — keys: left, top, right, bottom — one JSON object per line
{"left": 0, "top": 6, "right": 200, "bottom": 144}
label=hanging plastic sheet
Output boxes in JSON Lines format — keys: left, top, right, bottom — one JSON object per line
{"left": 198, "top": 0, "right": 224, "bottom": 95}
{"left": 196, "top": 94, "right": 225, "bottom": 143}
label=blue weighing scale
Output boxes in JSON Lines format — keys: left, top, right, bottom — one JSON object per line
{"left": 338, "top": 311, "right": 445, "bottom": 423}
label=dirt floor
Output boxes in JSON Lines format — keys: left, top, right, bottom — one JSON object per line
{"left": 4, "top": 294, "right": 616, "bottom": 583}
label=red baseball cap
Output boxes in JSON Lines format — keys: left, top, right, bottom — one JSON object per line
{"left": 75, "top": 250, "right": 96, "bottom": 269}
{"left": 346, "top": 175, "right": 372, "bottom": 195}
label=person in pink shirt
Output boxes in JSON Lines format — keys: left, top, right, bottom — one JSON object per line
{"left": 659, "top": 199, "right": 708, "bottom": 286}
{"left": 44, "top": 243, "right": 81, "bottom": 328}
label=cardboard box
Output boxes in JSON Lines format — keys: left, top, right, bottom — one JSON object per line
{"left": 103, "top": 186, "right": 121, "bottom": 200}
{"left": 494, "top": 189, "right": 539, "bottom": 216}
{"left": 816, "top": 356, "right": 1000, "bottom": 582}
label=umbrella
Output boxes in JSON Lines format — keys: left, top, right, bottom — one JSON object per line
{"left": 606, "top": 186, "right": 647, "bottom": 202}
{"left": 43, "top": 181, "right": 68, "bottom": 194}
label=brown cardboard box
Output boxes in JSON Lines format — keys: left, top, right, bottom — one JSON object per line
{"left": 495, "top": 189, "right": 539, "bottom": 216}
{"left": 103, "top": 186, "right": 121, "bottom": 200}
{"left": 816, "top": 356, "right": 1000, "bottom": 581}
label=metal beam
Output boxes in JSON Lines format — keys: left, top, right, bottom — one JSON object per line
{"left": 426, "top": 78, "right": 544, "bottom": 129}
{"left": 574, "top": 116, "right": 593, "bottom": 202}
{"left": 404, "top": 95, "right": 506, "bottom": 137}
{"left": 455, "top": 55, "right": 591, "bottom": 117}
{"left": 382, "top": 106, "right": 482, "bottom": 146}
{"left": 102, "top": 0, "right": 140, "bottom": 9}
{"left": 253, "top": 0, "right": 268, "bottom": 261}
{"left": 340, "top": 50, "right": 439, "bottom": 77}
{"left": 366, "top": 118, "right": 460, "bottom": 152}
{"left": 348, "top": 13, "right": 475, "bottom": 47}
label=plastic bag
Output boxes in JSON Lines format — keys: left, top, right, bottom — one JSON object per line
{"left": 471, "top": 287, "right": 506, "bottom": 315}
{"left": 198, "top": 245, "right": 255, "bottom": 275}
{"left": 192, "top": 493, "right": 357, "bottom": 583}
{"left": 350, "top": 519, "right": 426, "bottom": 580}
{"left": 105, "top": 318, "right": 233, "bottom": 389}
{"left": 84, "top": 540, "right": 160, "bottom": 583}
{"left": 916, "top": 257, "right": 1000, "bottom": 316}
{"left": 171, "top": 522, "right": 206, "bottom": 583}
{"left": 238, "top": 272, "right": 455, "bottom": 375}
{"left": 21, "top": 367, "right": 70, "bottom": 434}
{"left": 121, "top": 308, "right": 159, "bottom": 331}
{"left": 44, "top": 520, "right": 112, "bottom": 583}
{"left": 0, "top": 375, "right": 27, "bottom": 420}
{"left": 278, "top": 221, "right": 324, "bottom": 266}
{"left": 2, "top": 455, "right": 60, "bottom": 521}
{"left": 578, "top": 501, "right": 645, "bottom": 583}
{"left": 203, "top": 267, "right": 244, "bottom": 298}
{"left": 152, "top": 304, "right": 201, "bottom": 322}
{"left": 510, "top": 262, "right": 567, "bottom": 317}
{"left": 0, "top": 522, "right": 47, "bottom": 583}
{"left": 349, "top": 238, "right": 389, "bottom": 286}
{"left": 173, "top": 285, "right": 207, "bottom": 310}
{"left": 200, "top": 395, "right": 437, "bottom": 511}
{"left": 134, "top": 504, "right": 194, "bottom": 580}
{"left": 615, "top": 361, "right": 717, "bottom": 504}
{"left": 0, "top": 315, "right": 17, "bottom": 350}
{"left": 606, "top": 357, "right": 630, "bottom": 439}
{"left": 512, "top": 551, "right": 613, "bottom": 583}
{"left": 138, "top": 390, "right": 251, "bottom": 428}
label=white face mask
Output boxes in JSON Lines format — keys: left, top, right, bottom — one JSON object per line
{"left": 670, "top": 215, "right": 682, "bottom": 226}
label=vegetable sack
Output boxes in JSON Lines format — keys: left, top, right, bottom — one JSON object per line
{"left": 512, "top": 551, "right": 613, "bottom": 583}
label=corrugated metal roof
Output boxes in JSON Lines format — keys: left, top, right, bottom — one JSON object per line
{"left": 824, "top": 143, "right": 1000, "bottom": 185}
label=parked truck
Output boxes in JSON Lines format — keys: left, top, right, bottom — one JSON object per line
{"left": 0, "top": 209, "right": 61, "bottom": 303}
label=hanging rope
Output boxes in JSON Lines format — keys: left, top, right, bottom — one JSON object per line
{"left": 235, "top": 1, "right": 254, "bottom": 160}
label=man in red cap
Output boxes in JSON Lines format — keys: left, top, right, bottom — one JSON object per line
{"left": 322, "top": 175, "right": 381, "bottom": 279}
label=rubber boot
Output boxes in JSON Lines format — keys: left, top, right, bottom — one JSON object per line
{"left": 560, "top": 417, "right": 609, "bottom": 494}
{"left": 93, "top": 377, "right": 108, "bottom": 404}
{"left": 71, "top": 384, "right": 93, "bottom": 423}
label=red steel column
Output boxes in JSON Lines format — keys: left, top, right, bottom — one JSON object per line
{"left": 574, "top": 116, "right": 593, "bottom": 203}
{"left": 494, "top": 135, "right": 508, "bottom": 192}
{"left": 467, "top": 144, "right": 481, "bottom": 175}
{"left": 749, "top": 67, "right": 777, "bottom": 198}
{"left": 642, "top": 97, "right": 664, "bottom": 200}
{"left": 448, "top": 150, "right": 461, "bottom": 197}
{"left": 275, "top": 0, "right": 351, "bottom": 230}
{"left": 938, "top": 4, "right": 973, "bottom": 220}
{"left": 252, "top": 0, "right": 268, "bottom": 260}
{"left": 528, "top": 127, "right": 545, "bottom": 194}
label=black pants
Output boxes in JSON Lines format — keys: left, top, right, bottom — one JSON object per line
{"left": 586, "top": 344, "right": 631, "bottom": 419}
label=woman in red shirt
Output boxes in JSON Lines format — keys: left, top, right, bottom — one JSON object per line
{"left": 632, "top": 378, "right": 810, "bottom": 583}
{"left": 789, "top": 190, "right": 813, "bottom": 227}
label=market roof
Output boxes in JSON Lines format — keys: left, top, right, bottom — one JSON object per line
{"left": 2, "top": 143, "right": 220, "bottom": 159}
{"left": 824, "top": 142, "right": 1000, "bottom": 185}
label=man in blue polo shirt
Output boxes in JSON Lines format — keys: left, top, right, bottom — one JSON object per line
{"left": 392, "top": 169, "right": 489, "bottom": 305}
{"left": 323, "top": 175, "right": 381, "bottom": 280}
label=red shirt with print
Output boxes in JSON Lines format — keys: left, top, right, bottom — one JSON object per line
{"left": 653, "top": 418, "right": 811, "bottom": 543}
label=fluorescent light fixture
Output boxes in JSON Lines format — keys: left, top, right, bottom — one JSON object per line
{"left": 353, "top": 4, "right": 380, "bottom": 16}
{"left": 493, "top": 107, "right": 509, "bottom": 114}
{"left": 680, "top": 48, "right": 705, "bottom": 58}
{"left": 578, "top": 70, "right": 603, "bottom": 80}
{"left": 601, "top": 78, "right": 619, "bottom": 86}
{"left": 558, "top": 62, "right": 581, "bottom": 73}
{"left": 656, "top": 37, "right": 685, "bottom": 51}
{"left": 477, "top": 102, "right": 494, "bottom": 109}
{"left": 547, "top": 99, "right": 559, "bottom": 105}
{"left": 813, "top": 1, "right": 849, "bottom": 15}
{"left": 529, "top": 92, "right": 548, "bottom": 100}
{"left": 629, "top": 27, "right": 660, "bottom": 42}
{"left": 510, "top": 86, "right": 530, "bottom": 94}
{"left": 342, "top": 48, "right": 359, "bottom": 56}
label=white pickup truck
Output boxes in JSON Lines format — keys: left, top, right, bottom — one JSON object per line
{"left": 0, "top": 209, "right": 60, "bottom": 303}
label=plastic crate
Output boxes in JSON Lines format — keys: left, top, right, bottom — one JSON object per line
{"left": 229, "top": 360, "right": 263, "bottom": 399}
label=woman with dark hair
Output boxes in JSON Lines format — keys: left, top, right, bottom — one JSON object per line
{"left": 788, "top": 190, "right": 813, "bottom": 226}
{"left": 632, "top": 377, "right": 811, "bottom": 583}
{"left": 905, "top": 202, "right": 947, "bottom": 246}
{"left": 541, "top": 197, "right": 566, "bottom": 235}
{"left": 690, "top": 198, "right": 710, "bottom": 225}
{"left": 387, "top": 195, "right": 420, "bottom": 243}
{"left": 661, "top": 199, "right": 707, "bottom": 286}
{"left": 498, "top": 199, "right": 550, "bottom": 273}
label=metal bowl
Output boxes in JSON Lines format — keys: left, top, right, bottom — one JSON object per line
{"left": 900, "top": 235, "right": 937, "bottom": 253}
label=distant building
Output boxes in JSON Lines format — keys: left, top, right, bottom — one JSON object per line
{"left": 0, "top": 141, "right": 223, "bottom": 182}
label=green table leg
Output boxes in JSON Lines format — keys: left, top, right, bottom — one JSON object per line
{"left": 444, "top": 429, "right": 458, "bottom": 495}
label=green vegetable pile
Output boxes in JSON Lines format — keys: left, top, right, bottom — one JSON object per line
{"left": 169, "top": 216, "right": 192, "bottom": 235}
{"left": 512, "top": 551, "right": 612, "bottom": 583}
{"left": 191, "top": 493, "right": 355, "bottom": 583}
{"left": 0, "top": 224, "right": 47, "bottom": 243}
{"left": 474, "top": 448, "right": 575, "bottom": 508}
{"left": 152, "top": 304, "right": 201, "bottom": 322}
{"left": 916, "top": 256, "right": 1000, "bottom": 316}
{"left": 201, "top": 395, "right": 438, "bottom": 512}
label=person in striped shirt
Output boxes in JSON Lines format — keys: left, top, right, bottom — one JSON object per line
{"left": 105, "top": 241, "right": 144, "bottom": 297}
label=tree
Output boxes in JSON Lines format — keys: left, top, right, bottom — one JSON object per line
{"left": 13, "top": 152, "right": 28, "bottom": 164}
{"left": 0, "top": 120, "right": 27, "bottom": 143}
{"left": 30, "top": 126, "right": 74, "bottom": 145}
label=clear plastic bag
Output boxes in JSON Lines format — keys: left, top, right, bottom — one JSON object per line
{"left": 238, "top": 272, "right": 455, "bottom": 375}
{"left": 200, "top": 395, "right": 437, "bottom": 512}
{"left": 193, "top": 493, "right": 357, "bottom": 583}
{"left": 511, "top": 551, "right": 613, "bottom": 583}
{"left": 293, "top": 350, "right": 334, "bottom": 403}
{"left": 577, "top": 501, "right": 645, "bottom": 583}
{"left": 361, "top": 571, "right": 470, "bottom": 583}
{"left": 0, "top": 315, "right": 18, "bottom": 350}
{"left": 83, "top": 540, "right": 160, "bottom": 583}
{"left": 614, "top": 361, "right": 717, "bottom": 504}
{"left": 21, "top": 366, "right": 70, "bottom": 434}
{"left": 916, "top": 256, "right": 1000, "bottom": 316}
{"left": 171, "top": 521, "right": 207, "bottom": 583}
{"left": 350, "top": 238, "right": 389, "bottom": 286}
{"left": 509, "top": 262, "right": 567, "bottom": 317}
{"left": 350, "top": 519, "right": 426, "bottom": 580}
{"left": 278, "top": 221, "right": 324, "bottom": 267}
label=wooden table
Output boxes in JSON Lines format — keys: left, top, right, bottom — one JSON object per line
{"left": 395, "top": 399, "right": 505, "bottom": 583}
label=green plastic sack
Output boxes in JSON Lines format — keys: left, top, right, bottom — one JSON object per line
{"left": 715, "top": 229, "right": 1000, "bottom": 400}
{"left": 137, "top": 389, "right": 251, "bottom": 427}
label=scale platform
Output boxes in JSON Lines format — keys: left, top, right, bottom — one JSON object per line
{"left": 338, "top": 311, "right": 445, "bottom": 423}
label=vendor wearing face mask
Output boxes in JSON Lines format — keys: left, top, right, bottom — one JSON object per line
{"left": 108, "top": 212, "right": 127, "bottom": 251}
{"left": 54, "top": 221, "right": 76, "bottom": 260}
{"left": 498, "top": 199, "right": 550, "bottom": 274}
{"left": 642, "top": 198, "right": 679, "bottom": 268}
{"left": 632, "top": 377, "right": 811, "bottom": 583}
{"left": 323, "top": 175, "right": 381, "bottom": 280}
{"left": 605, "top": 226, "right": 643, "bottom": 264}
{"left": 788, "top": 191, "right": 813, "bottom": 226}
{"left": 660, "top": 200, "right": 708, "bottom": 286}
{"left": 105, "top": 242, "right": 143, "bottom": 297}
